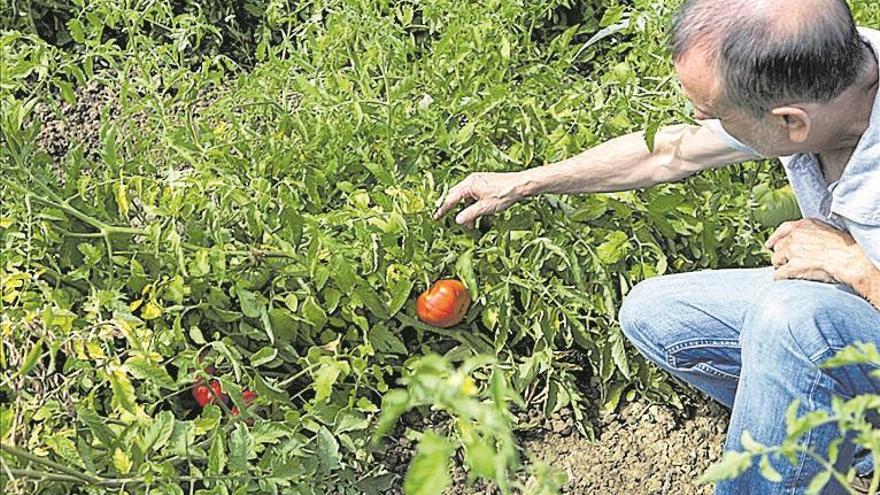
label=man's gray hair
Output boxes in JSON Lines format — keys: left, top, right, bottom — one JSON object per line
{"left": 670, "top": 0, "right": 868, "bottom": 117}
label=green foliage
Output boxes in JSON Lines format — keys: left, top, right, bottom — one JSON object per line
{"left": 699, "top": 342, "right": 880, "bottom": 494}
{"left": 375, "top": 354, "right": 524, "bottom": 494}
{"left": 752, "top": 184, "right": 801, "bottom": 228}
{"left": 1, "top": 0, "right": 877, "bottom": 493}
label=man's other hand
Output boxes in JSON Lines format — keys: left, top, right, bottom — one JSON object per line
{"left": 766, "top": 218, "right": 872, "bottom": 285}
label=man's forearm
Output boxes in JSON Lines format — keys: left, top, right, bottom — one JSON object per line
{"left": 515, "top": 123, "right": 755, "bottom": 197}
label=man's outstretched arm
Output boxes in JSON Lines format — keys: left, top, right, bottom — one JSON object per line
{"left": 434, "top": 123, "right": 759, "bottom": 228}
{"left": 516, "top": 123, "right": 759, "bottom": 196}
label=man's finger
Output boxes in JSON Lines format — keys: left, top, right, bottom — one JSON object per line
{"left": 455, "top": 202, "right": 489, "bottom": 228}
{"left": 433, "top": 183, "right": 468, "bottom": 220}
{"left": 773, "top": 259, "right": 806, "bottom": 281}
{"left": 765, "top": 220, "right": 800, "bottom": 249}
{"left": 773, "top": 260, "right": 830, "bottom": 283}
{"left": 771, "top": 249, "right": 788, "bottom": 268}
{"left": 773, "top": 262, "right": 793, "bottom": 281}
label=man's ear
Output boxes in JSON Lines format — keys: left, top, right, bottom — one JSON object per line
{"left": 770, "top": 106, "right": 811, "bottom": 143}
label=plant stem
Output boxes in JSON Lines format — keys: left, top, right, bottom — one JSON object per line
{"left": 0, "top": 443, "right": 100, "bottom": 484}
{"left": 5, "top": 468, "right": 84, "bottom": 484}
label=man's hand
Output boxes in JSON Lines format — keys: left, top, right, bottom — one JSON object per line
{"left": 433, "top": 172, "right": 526, "bottom": 229}
{"left": 765, "top": 218, "right": 873, "bottom": 286}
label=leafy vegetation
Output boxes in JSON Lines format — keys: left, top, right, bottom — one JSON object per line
{"left": 701, "top": 342, "right": 880, "bottom": 495}
{"left": 1, "top": 0, "right": 878, "bottom": 493}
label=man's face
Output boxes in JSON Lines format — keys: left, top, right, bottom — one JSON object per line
{"left": 674, "top": 48, "right": 792, "bottom": 156}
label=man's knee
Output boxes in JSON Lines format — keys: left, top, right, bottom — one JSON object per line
{"left": 619, "top": 276, "right": 659, "bottom": 339}
{"left": 618, "top": 275, "right": 683, "bottom": 345}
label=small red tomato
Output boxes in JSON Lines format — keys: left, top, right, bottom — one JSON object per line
{"left": 192, "top": 379, "right": 226, "bottom": 408}
{"left": 209, "top": 380, "right": 225, "bottom": 402}
{"left": 416, "top": 279, "right": 471, "bottom": 328}
{"left": 192, "top": 384, "right": 212, "bottom": 407}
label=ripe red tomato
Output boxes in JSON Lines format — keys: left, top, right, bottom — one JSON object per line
{"left": 192, "top": 379, "right": 226, "bottom": 408}
{"left": 192, "top": 385, "right": 212, "bottom": 407}
{"left": 416, "top": 279, "right": 471, "bottom": 328}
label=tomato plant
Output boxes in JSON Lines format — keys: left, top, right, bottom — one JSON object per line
{"left": 2, "top": 0, "right": 877, "bottom": 494}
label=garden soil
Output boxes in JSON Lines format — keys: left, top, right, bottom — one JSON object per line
{"left": 36, "top": 84, "right": 731, "bottom": 495}
{"left": 379, "top": 389, "right": 730, "bottom": 495}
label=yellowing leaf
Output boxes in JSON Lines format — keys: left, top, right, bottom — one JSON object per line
{"left": 141, "top": 301, "right": 162, "bottom": 320}
{"left": 86, "top": 341, "right": 106, "bottom": 360}
{"left": 113, "top": 448, "right": 132, "bottom": 474}
{"left": 115, "top": 181, "right": 129, "bottom": 216}
{"left": 107, "top": 365, "right": 140, "bottom": 416}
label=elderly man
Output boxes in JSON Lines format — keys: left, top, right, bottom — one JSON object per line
{"left": 433, "top": 0, "right": 880, "bottom": 493}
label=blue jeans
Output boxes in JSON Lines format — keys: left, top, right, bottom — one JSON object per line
{"left": 619, "top": 267, "right": 880, "bottom": 494}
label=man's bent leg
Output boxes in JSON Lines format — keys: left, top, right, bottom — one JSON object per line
{"left": 716, "top": 280, "right": 880, "bottom": 495}
{"left": 619, "top": 267, "right": 775, "bottom": 408}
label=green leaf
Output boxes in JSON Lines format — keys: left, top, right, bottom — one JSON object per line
{"left": 698, "top": 451, "right": 753, "bottom": 484}
{"left": 364, "top": 161, "right": 395, "bottom": 185}
{"left": 316, "top": 426, "right": 340, "bottom": 474}
{"left": 369, "top": 324, "right": 407, "bottom": 355}
{"left": 388, "top": 278, "right": 414, "bottom": 316}
{"left": 758, "top": 455, "right": 782, "bottom": 483}
{"left": 465, "top": 440, "right": 495, "bottom": 479}
{"left": 140, "top": 411, "right": 174, "bottom": 453}
{"left": 68, "top": 18, "right": 85, "bottom": 43}
{"left": 821, "top": 342, "right": 880, "bottom": 369}
{"left": 229, "top": 423, "right": 255, "bottom": 473}
{"left": 644, "top": 119, "right": 662, "bottom": 153}
{"left": 609, "top": 329, "right": 630, "bottom": 380}
{"left": 354, "top": 286, "right": 390, "bottom": 320}
{"left": 46, "top": 434, "right": 80, "bottom": 465}
{"left": 208, "top": 431, "right": 227, "bottom": 476}
{"left": 113, "top": 448, "right": 133, "bottom": 474}
{"left": 141, "top": 301, "right": 163, "bottom": 320}
{"left": 596, "top": 231, "right": 631, "bottom": 264}
{"left": 268, "top": 308, "right": 298, "bottom": 344}
{"left": 108, "top": 366, "right": 140, "bottom": 415}
{"left": 404, "top": 432, "right": 453, "bottom": 495}
{"left": 236, "top": 287, "right": 265, "bottom": 319}
{"left": 18, "top": 339, "right": 42, "bottom": 377}
{"left": 313, "top": 358, "right": 344, "bottom": 403}
{"left": 805, "top": 470, "right": 832, "bottom": 495}
{"left": 740, "top": 430, "right": 765, "bottom": 452}
{"left": 331, "top": 254, "right": 359, "bottom": 292}
{"left": 125, "top": 356, "right": 175, "bottom": 389}
{"left": 375, "top": 389, "right": 410, "bottom": 439}
{"left": 0, "top": 409, "right": 11, "bottom": 444}
{"left": 302, "top": 296, "right": 327, "bottom": 330}
{"left": 455, "top": 249, "right": 478, "bottom": 300}
{"left": 456, "top": 122, "right": 476, "bottom": 145}
{"left": 76, "top": 405, "right": 116, "bottom": 447}
{"left": 250, "top": 346, "right": 278, "bottom": 367}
